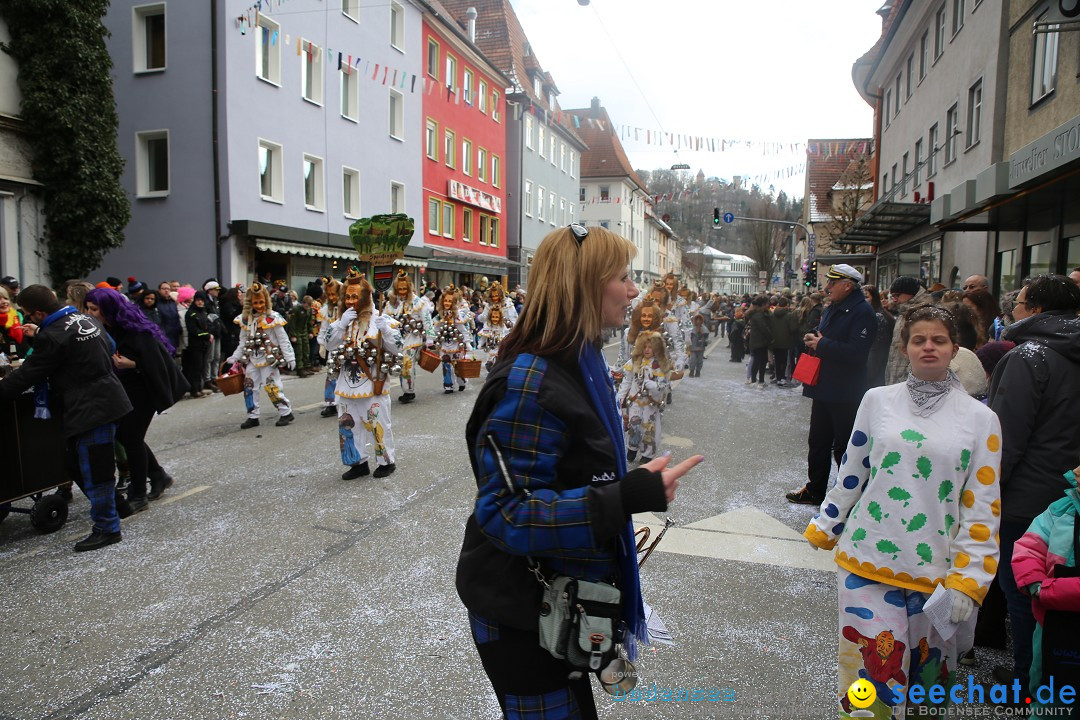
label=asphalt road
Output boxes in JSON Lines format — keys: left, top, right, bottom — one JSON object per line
{"left": 0, "top": 337, "right": 1011, "bottom": 719}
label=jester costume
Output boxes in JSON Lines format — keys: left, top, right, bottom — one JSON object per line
{"left": 225, "top": 282, "right": 295, "bottom": 428}
{"left": 381, "top": 270, "right": 432, "bottom": 403}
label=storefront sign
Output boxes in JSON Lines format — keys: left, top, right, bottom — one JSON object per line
{"left": 1009, "top": 113, "right": 1080, "bottom": 188}
{"left": 448, "top": 180, "right": 502, "bottom": 214}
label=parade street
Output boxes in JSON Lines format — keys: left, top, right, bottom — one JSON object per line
{"left": 0, "top": 339, "right": 1008, "bottom": 720}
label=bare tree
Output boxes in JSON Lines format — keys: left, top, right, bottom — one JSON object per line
{"left": 818, "top": 153, "right": 873, "bottom": 255}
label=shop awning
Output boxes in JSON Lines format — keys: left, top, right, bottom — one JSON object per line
{"left": 254, "top": 238, "right": 358, "bottom": 260}
{"left": 832, "top": 200, "right": 931, "bottom": 247}
{"left": 427, "top": 246, "right": 520, "bottom": 274}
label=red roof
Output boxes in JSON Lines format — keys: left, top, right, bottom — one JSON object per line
{"left": 805, "top": 138, "right": 873, "bottom": 223}
{"left": 562, "top": 101, "right": 648, "bottom": 192}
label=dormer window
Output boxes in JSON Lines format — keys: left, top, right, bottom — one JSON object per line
{"left": 533, "top": 76, "right": 542, "bottom": 96}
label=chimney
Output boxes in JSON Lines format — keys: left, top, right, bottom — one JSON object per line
{"left": 466, "top": 7, "right": 477, "bottom": 43}
{"left": 590, "top": 96, "right": 601, "bottom": 115}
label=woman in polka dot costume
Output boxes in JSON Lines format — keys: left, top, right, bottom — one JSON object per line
{"left": 804, "top": 305, "right": 1002, "bottom": 719}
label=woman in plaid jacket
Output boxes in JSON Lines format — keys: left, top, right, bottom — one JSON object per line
{"left": 456, "top": 224, "right": 702, "bottom": 719}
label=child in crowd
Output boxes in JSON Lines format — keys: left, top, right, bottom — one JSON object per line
{"left": 687, "top": 313, "right": 709, "bottom": 377}
{"left": 287, "top": 296, "right": 315, "bottom": 378}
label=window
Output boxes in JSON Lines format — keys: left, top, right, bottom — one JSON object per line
{"left": 952, "top": 0, "right": 964, "bottom": 35}
{"left": 569, "top": 151, "right": 576, "bottom": 178}
{"left": 303, "top": 154, "right": 325, "bottom": 211}
{"left": 340, "top": 65, "right": 359, "bottom": 121}
{"left": 301, "top": 40, "right": 324, "bottom": 104}
{"left": 135, "top": 129, "right": 169, "bottom": 196}
{"left": 256, "top": 14, "right": 281, "bottom": 84}
{"left": 477, "top": 147, "right": 487, "bottom": 182}
{"left": 550, "top": 136, "right": 556, "bottom": 165}
{"left": 491, "top": 155, "right": 500, "bottom": 188}
{"left": 533, "top": 76, "right": 542, "bottom": 96}
{"left": 390, "top": 181, "right": 404, "bottom": 213}
{"left": 579, "top": 187, "right": 586, "bottom": 202}
{"left": 445, "top": 54, "right": 457, "bottom": 90}
{"left": 524, "top": 114, "right": 534, "bottom": 150}
{"left": 1031, "top": 12, "right": 1059, "bottom": 104}
{"left": 489, "top": 217, "right": 499, "bottom": 248}
{"left": 444, "top": 129, "right": 456, "bottom": 168}
{"left": 549, "top": 193, "right": 556, "bottom": 225}
{"left": 537, "top": 186, "right": 545, "bottom": 220}
{"left": 919, "top": 31, "right": 929, "bottom": 80}
{"left": 934, "top": 5, "right": 946, "bottom": 60}
{"left": 390, "top": 2, "right": 404, "bottom": 51}
{"left": 389, "top": 88, "right": 404, "bottom": 140}
{"left": 928, "top": 123, "right": 939, "bottom": 177}
{"left": 538, "top": 126, "right": 546, "bottom": 158}
{"left": 882, "top": 173, "right": 889, "bottom": 193}
{"left": 463, "top": 69, "right": 474, "bottom": 105}
{"left": 891, "top": 163, "right": 898, "bottom": 191}
{"left": 258, "top": 139, "right": 283, "bottom": 203}
{"left": 428, "top": 197, "right": 441, "bottom": 235}
{"left": 491, "top": 91, "right": 500, "bottom": 122}
{"left": 914, "top": 138, "right": 924, "bottom": 187}
{"left": 966, "top": 80, "right": 982, "bottom": 148}
{"left": 885, "top": 90, "right": 892, "bottom": 127}
{"left": 463, "top": 208, "right": 473, "bottom": 242}
{"left": 906, "top": 54, "right": 914, "bottom": 98}
{"left": 133, "top": 4, "right": 166, "bottom": 73}
{"left": 342, "top": 167, "right": 360, "bottom": 218}
{"left": 945, "top": 103, "right": 958, "bottom": 164}
{"left": 479, "top": 80, "right": 487, "bottom": 114}
{"left": 559, "top": 197, "right": 566, "bottom": 224}
{"left": 895, "top": 73, "right": 902, "bottom": 114}
{"left": 524, "top": 180, "right": 533, "bottom": 217}
{"left": 462, "top": 138, "right": 473, "bottom": 175}
{"left": 425, "top": 119, "right": 438, "bottom": 161}
{"left": 480, "top": 214, "right": 491, "bottom": 245}
{"left": 569, "top": 204, "right": 574, "bottom": 223}
{"left": 559, "top": 143, "right": 566, "bottom": 172}
{"left": 442, "top": 203, "right": 454, "bottom": 238}
{"left": 343, "top": 0, "right": 359, "bottom": 22}
{"left": 600, "top": 185, "right": 610, "bottom": 202}
{"left": 901, "top": 152, "right": 909, "bottom": 196}
{"left": 426, "top": 39, "right": 439, "bottom": 80}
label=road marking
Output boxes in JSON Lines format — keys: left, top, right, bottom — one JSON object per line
{"left": 159, "top": 485, "right": 210, "bottom": 506}
{"left": 633, "top": 507, "right": 834, "bottom": 572}
{"left": 704, "top": 335, "right": 726, "bottom": 358}
{"left": 661, "top": 435, "right": 694, "bottom": 448}
{"left": 295, "top": 402, "right": 325, "bottom": 412}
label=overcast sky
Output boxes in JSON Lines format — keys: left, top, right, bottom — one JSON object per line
{"left": 508, "top": 0, "right": 884, "bottom": 199}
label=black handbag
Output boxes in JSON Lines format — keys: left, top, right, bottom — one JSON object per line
{"left": 1040, "top": 515, "right": 1080, "bottom": 689}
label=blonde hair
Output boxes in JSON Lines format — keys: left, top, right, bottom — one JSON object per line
{"left": 64, "top": 280, "right": 94, "bottom": 312}
{"left": 500, "top": 225, "right": 636, "bottom": 361}
{"left": 0, "top": 286, "right": 8, "bottom": 302}
{"left": 241, "top": 282, "right": 272, "bottom": 323}
{"left": 631, "top": 330, "right": 671, "bottom": 372}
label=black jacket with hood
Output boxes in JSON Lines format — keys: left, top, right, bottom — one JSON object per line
{"left": 989, "top": 310, "right": 1080, "bottom": 523}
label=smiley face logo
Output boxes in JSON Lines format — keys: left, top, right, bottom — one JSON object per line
{"left": 847, "top": 678, "right": 876, "bottom": 709}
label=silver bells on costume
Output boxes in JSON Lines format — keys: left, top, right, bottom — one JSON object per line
{"left": 240, "top": 329, "right": 282, "bottom": 365}
{"left": 402, "top": 315, "right": 424, "bottom": 334}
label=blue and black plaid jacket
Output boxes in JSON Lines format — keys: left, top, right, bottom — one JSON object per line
{"left": 457, "top": 352, "right": 628, "bottom": 631}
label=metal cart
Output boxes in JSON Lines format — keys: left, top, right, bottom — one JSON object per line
{"left": 0, "top": 391, "right": 71, "bottom": 533}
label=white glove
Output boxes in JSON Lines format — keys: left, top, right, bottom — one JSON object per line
{"left": 949, "top": 589, "right": 974, "bottom": 623}
{"left": 287, "top": 361, "right": 296, "bottom": 372}
{"left": 335, "top": 307, "right": 357, "bottom": 330}
{"left": 373, "top": 313, "right": 388, "bottom": 330}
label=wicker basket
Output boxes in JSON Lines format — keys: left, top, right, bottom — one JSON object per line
{"left": 670, "top": 370, "right": 684, "bottom": 381}
{"left": 454, "top": 358, "right": 482, "bottom": 378}
{"left": 418, "top": 349, "right": 441, "bottom": 373}
{"left": 215, "top": 363, "right": 245, "bottom": 396}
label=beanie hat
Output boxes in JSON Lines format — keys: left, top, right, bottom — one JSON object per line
{"left": 105, "top": 276, "right": 123, "bottom": 289}
{"left": 889, "top": 276, "right": 922, "bottom": 297}
{"left": 975, "top": 340, "right": 1016, "bottom": 377}
{"left": 127, "top": 276, "right": 147, "bottom": 297}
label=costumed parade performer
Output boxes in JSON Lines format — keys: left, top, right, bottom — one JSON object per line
{"left": 434, "top": 284, "right": 475, "bottom": 393}
{"left": 324, "top": 268, "right": 402, "bottom": 479}
{"left": 803, "top": 306, "right": 1001, "bottom": 719}
{"left": 617, "top": 330, "right": 671, "bottom": 464}
{"left": 317, "top": 276, "right": 343, "bottom": 417}
{"left": 382, "top": 270, "right": 432, "bottom": 404}
{"left": 476, "top": 280, "right": 518, "bottom": 327}
{"left": 478, "top": 304, "right": 512, "bottom": 372}
{"left": 225, "top": 282, "right": 295, "bottom": 429}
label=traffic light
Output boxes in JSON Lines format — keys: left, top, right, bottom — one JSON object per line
{"left": 805, "top": 260, "right": 817, "bottom": 287}
{"left": 713, "top": 208, "right": 720, "bottom": 226}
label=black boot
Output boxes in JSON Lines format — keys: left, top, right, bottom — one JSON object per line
{"left": 275, "top": 413, "right": 295, "bottom": 427}
{"left": 398, "top": 393, "right": 415, "bottom": 403}
{"left": 74, "top": 530, "right": 122, "bottom": 552}
{"left": 320, "top": 404, "right": 337, "bottom": 418}
{"left": 240, "top": 418, "right": 260, "bottom": 430}
{"left": 372, "top": 462, "right": 396, "bottom": 478}
{"left": 147, "top": 469, "right": 174, "bottom": 500}
{"left": 341, "top": 462, "right": 370, "bottom": 480}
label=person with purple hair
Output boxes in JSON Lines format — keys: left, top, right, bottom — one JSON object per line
{"left": 85, "top": 288, "right": 188, "bottom": 511}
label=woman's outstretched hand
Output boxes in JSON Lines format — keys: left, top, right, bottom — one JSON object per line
{"left": 642, "top": 453, "right": 704, "bottom": 504}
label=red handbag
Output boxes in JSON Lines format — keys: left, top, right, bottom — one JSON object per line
{"left": 792, "top": 353, "right": 821, "bottom": 386}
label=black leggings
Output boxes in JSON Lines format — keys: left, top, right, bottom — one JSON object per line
{"left": 750, "top": 347, "right": 769, "bottom": 383}
{"left": 116, "top": 395, "right": 162, "bottom": 500}
{"left": 474, "top": 623, "right": 598, "bottom": 719}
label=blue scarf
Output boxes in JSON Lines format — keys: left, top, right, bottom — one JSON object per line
{"left": 577, "top": 341, "right": 648, "bottom": 660}
{"left": 32, "top": 306, "right": 78, "bottom": 419}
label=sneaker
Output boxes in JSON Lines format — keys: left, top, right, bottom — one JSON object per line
{"left": 275, "top": 413, "right": 295, "bottom": 427}
{"left": 341, "top": 462, "right": 370, "bottom": 480}
{"left": 958, "top": 648, "right": 976, "bottom": 666}
{"left": 240, "top": 418, "right": 260, "bottom": 430}
{"left": 74, "top": 530, "right": 122, "bottom": 552}
{"left": 785, "top": 485, "right": 823, "bottom": 505}
{"left": 320, "top": 405, "right": 337, "bottom": 418}
{"left": 372, "top": 462, "right": 396, "bottom": 478}
{"left": 115, "top": 476, "right": 130, "bottom": 494}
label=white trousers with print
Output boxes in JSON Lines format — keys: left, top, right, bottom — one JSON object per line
{"left": 242, "top": 364, "right": 291, "bottom": 419}
{"left": 336, "top": 395, "right": 396, "bottom": 467}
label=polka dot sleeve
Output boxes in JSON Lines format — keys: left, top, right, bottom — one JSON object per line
{"left": 944, "top": 412, "right": 1003, "bottom": 605}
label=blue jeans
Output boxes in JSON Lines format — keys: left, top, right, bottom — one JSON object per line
{"left": 998, "top": 519, "right": 1037, "bottom": 690}
{"left": 67, "top": 424, "right": 120, "bottom": 534}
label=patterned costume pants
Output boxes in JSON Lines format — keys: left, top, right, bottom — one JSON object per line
{"left": 323, "top": 369, "right": 336, "bottom": 407}
{"left": 625, "top": 404, "right": 661, "bottom": 459}
{"left": 399, "top": 345, "right": 422, "bottom": 393}
{"left": 336, "top": 395, "right": 396, "bottom": 467}
{"left": 442, "top": 356, "right": 467, "bottom": 389}
{"left": 836, "top": 569, "right": 960, "bottom": 719}
{"left": 242, "top": 364, "right": 291, "bottom": 419}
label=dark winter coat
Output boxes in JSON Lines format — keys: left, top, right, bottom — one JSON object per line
{"left": 746, "top": 308, "right": 773, "bottom": 350}
{"left": 112, "top": 325, "right": 189, "bottom": 413}
{"left": 157, "top": 295, "right": 183, "bottom": 353}
{"left": 184, "top": 303, "right": 212, "bottom": 350}
{"left": 867, "top": 309, "right": 895, "bottom": 388}
{"left": 802, "top": 290, "right": 877, "bottom": 404}
{"left": 0, "top": 310, "right": 131, "bottom": 437}
{"left": 989, "top": 310, "right": 1080, "bottom": 524}
{"left": 768, "top": 307, "right": 798, "bottom": 350}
